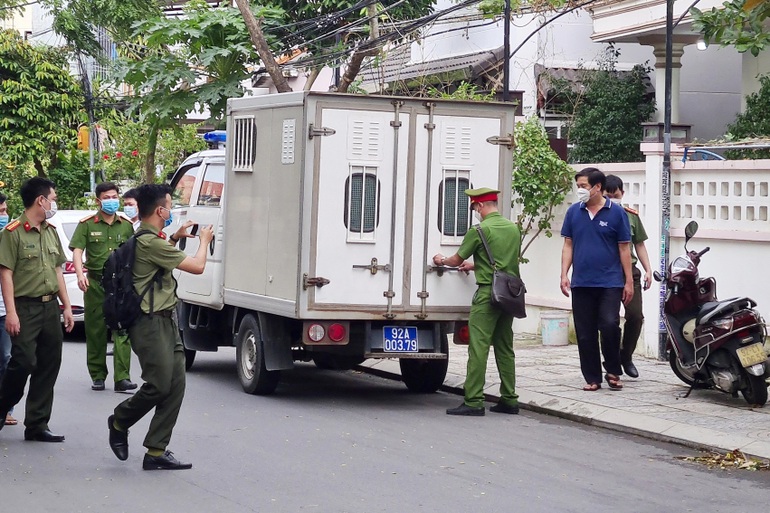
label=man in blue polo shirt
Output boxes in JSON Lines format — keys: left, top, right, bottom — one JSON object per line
{"left": 560, "top": 167, "right": 633, "bottom": 391}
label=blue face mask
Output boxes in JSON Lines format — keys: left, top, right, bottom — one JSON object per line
{"left": 162, "top": 208, "right": 173, "bottom": 228}
{"left": 123, "top": 205, "right": 138, "bottom": 219}
{"left": 101, "top": 198, "right": 120, "bottom": 215}
{"left": 0, "top": 214, "right": 8, "bottom": 230}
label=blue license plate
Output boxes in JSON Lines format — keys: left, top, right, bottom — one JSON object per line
{"left": 383, "top": 326, "right": 418, "bottom": 353}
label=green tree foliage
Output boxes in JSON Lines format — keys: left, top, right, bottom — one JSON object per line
{"left": 512, "top": 117, "right": 573, "bottom": 259}
{"left": 99, "top": 118, "right": 206, "bottom": 185}
{"left": 558, "top": 53, "right": 655, "bottom": 163}
{"left": 724, "top": 74, "right": 770, "bottom": 159}
{"left": 693, "top": 0, "right": 770, "bottom": 57}
{"left": 48, "top": 149, "right": 92, "bottom": 209}
{"left": 0, "top": 30, "right": 83, "bottom": 176}
{"left": 113, "top": 0, "right": 280, "bottom": 182}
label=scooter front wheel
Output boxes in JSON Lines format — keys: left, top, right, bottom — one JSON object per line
{"left": 669, "top": 350, "right": 710, "bottom": 389}
{"left": 740, "top": 371, "right": 768, "bottom": 406}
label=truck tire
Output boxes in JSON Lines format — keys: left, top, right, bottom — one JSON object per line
{"left": 236, "top": 314, "right": 280, "bottom": 395}
{"left": 400, "top": 357, "right": 448, "bottom": 393}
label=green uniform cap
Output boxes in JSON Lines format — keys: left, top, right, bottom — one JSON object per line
{"left": 465, "top": 187, "right": 500, "bottom": 203}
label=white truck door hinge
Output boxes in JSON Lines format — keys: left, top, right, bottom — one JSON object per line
{"left": 486, "top": 135, "right": 514, "bottom": 149}
{"left": 303, "top": 274, "right": 331, "bottom": 290}
{"left": 308, "top": 124, "right": 336, "bottom": 139}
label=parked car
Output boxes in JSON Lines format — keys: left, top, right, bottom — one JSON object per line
{"left": 46, "top": 210, "right": 95, "bottom": 324}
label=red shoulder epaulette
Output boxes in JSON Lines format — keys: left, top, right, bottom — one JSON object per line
{"left": 5, "top": 220, "right": 20, "bottom": 232}
{"left": 79, "top": 213, "right": 97, "bottom": 223}
{"left": 624, "top": 206, "right": 639, "bottom": 216}
{"left": 158, "top": 231, "right": 167, "bottom": 240}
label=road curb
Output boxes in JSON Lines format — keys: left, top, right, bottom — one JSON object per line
{"left": 357, "top": 363, "right": 770, "bottom": 461}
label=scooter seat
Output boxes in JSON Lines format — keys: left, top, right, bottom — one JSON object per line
{"left": 697, "top": 297, "right": 755, "bottom": 325}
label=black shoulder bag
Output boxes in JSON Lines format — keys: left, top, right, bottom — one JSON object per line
{"left": 475, "top": 225, "right": 527, "bottom": 318}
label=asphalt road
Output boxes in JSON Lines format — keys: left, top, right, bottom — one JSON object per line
{"left": 2, "top": 332, "right": 770, "bottom": 512}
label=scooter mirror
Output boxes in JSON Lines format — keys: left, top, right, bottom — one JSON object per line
{"left": 684, "top": 221, "right": 698, "bottom": 242}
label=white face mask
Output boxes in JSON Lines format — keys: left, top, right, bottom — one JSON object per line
{"left": 576, "top": 188, "right": 591, "bottom": 204}
{"left": 43, "top": 199, "right": 58, "bottom": 219}
{"left": 610, "top": 198, "right": 622, "bottom": 205}
{"left": 473, "top": 206, "right": 482, "bottom": 222}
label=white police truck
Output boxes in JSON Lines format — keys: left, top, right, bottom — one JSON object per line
{"left": 167, "top": 92, "right": 515, "bottom": 395}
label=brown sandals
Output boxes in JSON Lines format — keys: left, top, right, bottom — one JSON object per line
{"left": 583, "top": 382, "right": 601, "bottom": 391}
{"left": 604, "top": 373, "right": 623, "bottom": 390}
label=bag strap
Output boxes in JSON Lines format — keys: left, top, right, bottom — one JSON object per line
{"left": 133, "top": 230, "right": 164, "bottom": 315}
{"left": 475, "top": 224, "right": 497, "bottom": 270}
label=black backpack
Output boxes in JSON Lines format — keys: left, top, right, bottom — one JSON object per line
{"left": 101, "top": 230, "right": 164, "bottom": 330}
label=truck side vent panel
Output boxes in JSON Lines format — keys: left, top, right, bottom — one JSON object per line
{"left": 232, "top": 116, "right": 257, "bottom": 172}
{"left": 443, "top": 125, "right": 472, "bottom": 162}
{"left": 438, "top": 173, "right": 471, "bottom": 239}
{"left": 344, "top": 166, "right": 380, "bottom": 241}
{"left": 349, "top": 119, "right": 382, "bottom": 161}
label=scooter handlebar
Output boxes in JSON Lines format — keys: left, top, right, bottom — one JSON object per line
{"left": 696, "top": 246, "right": 711, "bottom": 258}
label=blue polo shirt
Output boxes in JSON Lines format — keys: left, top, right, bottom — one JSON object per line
{"left": 561, "top": 198, "right": 631, "bottom": 288}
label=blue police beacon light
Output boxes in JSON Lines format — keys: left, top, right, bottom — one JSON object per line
{"left": 203, "top": 130, "right": 226, "bottom": 144}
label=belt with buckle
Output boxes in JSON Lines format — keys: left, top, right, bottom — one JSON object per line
{"left": 151, "top": 310, "right": 174, "bottom": 319}
{"left": 16, "top": 294, "right": 56, "bottom": 303}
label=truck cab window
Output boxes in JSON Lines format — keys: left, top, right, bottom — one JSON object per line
{"left": 438, "top": 176, "right": 471, "bottom": 237}
{"left": 197, "top": 164, "right": 224, "bottom": 206}
{"left": 344, "top": 169, "right": 379, "bottom": 235}
{"left": 172, "top": 165, "right": 200, "bottom": 207}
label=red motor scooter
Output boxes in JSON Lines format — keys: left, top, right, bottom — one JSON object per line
{"left": 654, "top": 221, "right": 769, "bottom": 406}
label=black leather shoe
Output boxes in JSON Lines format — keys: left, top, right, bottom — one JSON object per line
{"left": 143, "top": 451, "right": 192, "bottom": 470}
{"left": 108, "top": 415, "right": 129, "bottom": 461}
{"left": 24, "top": 429, "right": 65, "bottom": 442}
{"left": 490, "top": 402, "right": 520, "bottom": 414}
{"left": 114, "top": 379, "right": 138, "bottom": 392}
{"left": 92, "top": 379, "right": 105, "bottom": 391}
{"left": 622, "top": 361, "right": 639, "bottom": 378}
{"left": 446, "top": 403, "right": 485, "bottom": 416}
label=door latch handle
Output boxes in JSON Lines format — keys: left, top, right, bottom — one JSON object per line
{"left": 352, "top": 257, "right": 391, "bottom": 275}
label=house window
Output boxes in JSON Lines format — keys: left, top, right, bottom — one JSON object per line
{"left": 232, "top": 116, "right": 257, "bottom": 172}
{"left": 344, "top": 166, "right": 379, "bottom": 241}
{"left": 438, "top": 172, "right": 471, "bottom": 240}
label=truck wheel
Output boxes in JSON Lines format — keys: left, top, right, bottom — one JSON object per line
{"left": 740, "top": 372, "right": 768, "bottom": 406}
{"left": 184, "top": 348, "right": 196, "bottom": 371}
{"left": 236, "top": 314, "right": 280, "bottom": 395}
{"left": 400, "top": 358, "right": 448, "bottom": 393}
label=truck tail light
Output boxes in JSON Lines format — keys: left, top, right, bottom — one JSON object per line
{"left": 454, "top": 323, "right": 470, "bottom": 345}
{"left": 308, "top": 324, "right": 325, "bottom": 342}
{"left": 328, "top": 323, "right": 346, "bottom": 342}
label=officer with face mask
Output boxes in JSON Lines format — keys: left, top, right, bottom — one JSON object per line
{"left": 0, "top": 177, "right": 74, "bottom": 441}
{"left": 70, "top": 182, "right": 137, "bottom": 392}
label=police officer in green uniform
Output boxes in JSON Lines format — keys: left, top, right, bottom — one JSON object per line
{"left": 70, "top": 182, "right": 137, "bottom": 392}
{"left": 107, "top": 184, "right": 213, "bottom": 470}
{"left": 433, "top": 188, "right": 522, "bottom": 416}
{"left": 604, "top": 175, "right": 652, "bottom": 378}
{"left": 0, "top": 177, "right": 74, "bottom": 441}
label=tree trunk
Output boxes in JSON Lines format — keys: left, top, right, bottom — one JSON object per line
{"left": 33, "top": 156, "right": 46, "bottom": 177}
{"left": 144, "top": 122, "right": 159, "bottom": 184}
{"left": 338, "top": 2, "right": 379, "bottom": 93}
{"left": 234, "top": 0, "right": 291, "bottom": 93}
{"left": 304, "top": 66, "right": 322, "bottom": 91}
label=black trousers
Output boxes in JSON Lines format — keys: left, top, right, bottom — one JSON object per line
{"left": 571, "top": 287, "right": 623, "bottom": 384}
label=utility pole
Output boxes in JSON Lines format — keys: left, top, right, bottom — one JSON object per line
{"left": 502, "top": 0, "right": 511, "bottom": 102}
{"left": 658, "top": 0, "right": 673, "bottom": 359}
